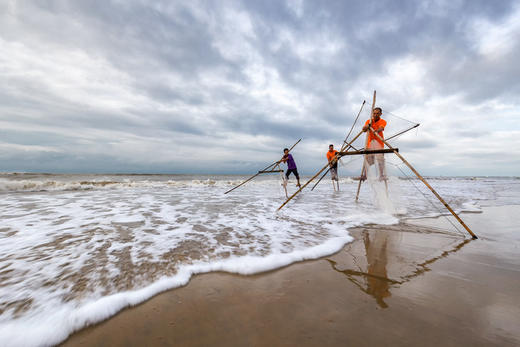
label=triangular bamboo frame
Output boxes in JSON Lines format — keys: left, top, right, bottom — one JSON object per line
{"left": 277, "top": 91, "right": 478, "bottom": 240}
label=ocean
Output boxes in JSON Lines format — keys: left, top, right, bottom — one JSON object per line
{"left": 0, "top": 173, "right": 518, "bottom": 346}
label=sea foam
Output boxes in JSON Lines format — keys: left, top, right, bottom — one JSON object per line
{"left": 0, "top": 174, "right": 518, "bottom": 346}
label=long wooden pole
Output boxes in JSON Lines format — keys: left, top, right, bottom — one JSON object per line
{"left": 311, "top": 101, "right": 367, "bottom": 192}
{"left": 338, "top": 148, "right": 397, "bottom": 156}
{"left": 368, "top": 126, "right": 478, "bottom": 239}
{"left": 311, "top": 167, "right": 332, "bottom": 191}
{"left": 356, "top": 123, "right": 420, "bottom": 151}
{"left": 342, "top": 100, "right": 366, "bottom": 147}
{"left": 224, "top": 138, "right": 301, "bottom": 194}
{"left": 383, "top": 123, "right": 419, "bottom": 144}
{"left": 223, "top": 163, "right": 276, "bottom": 194}
{"left": 356, "top": 91, "right": 377, "bottom": 201}
{"left": 277, "top": 130, "right": 364, "bottom": 211}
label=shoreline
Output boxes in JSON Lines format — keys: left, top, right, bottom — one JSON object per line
{"left": 61, "top": 205, "right": 520, "bottom": 346}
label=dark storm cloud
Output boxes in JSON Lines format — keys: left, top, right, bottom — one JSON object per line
{"left": 0, "top": 0, "right": 518, "bottom": 175}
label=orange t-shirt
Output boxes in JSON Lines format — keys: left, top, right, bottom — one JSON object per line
{"left": 364, "top": 118, "right": 386, "bottom": 147}
{"left": 326, "top": 150, "right": 338, "bottom": 162}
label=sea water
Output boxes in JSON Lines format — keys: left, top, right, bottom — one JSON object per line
{"left": 0, "top": 173, "right": 518, "bottom": 346}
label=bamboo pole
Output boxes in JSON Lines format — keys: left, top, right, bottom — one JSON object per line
{"left": 258, "top": 170, "right": 284, "bottom": 173}
{"left": 356, "top": 91, "right": 377, "bottom": 201}
{"left": 277, "top": 130, "right": 365, "bottom": 211}
{"left": 337, "top": 148, "right": 397, "bottom": 156}
{"left": 368, "top": 126, "right": 478, "bottom": 239}
{"left": 342, "top": 100, "right": 366, "bottom": 147}
{"left": 311, "top": 101, "right": 367, "bottom": 192}
{"left": 384, "top": 123, "right": 419, "bottom": 143}
{"left": 224, "top": 138, "right": 301, "bottom": 194}
{"left": 311, "top": 168, "right": 332, "bottom": 191}
{"left": 224, "top": 162, "right": 277, "bottom": 194}
{"left": 355, "top": 162, "right": 366, "bottom": 201}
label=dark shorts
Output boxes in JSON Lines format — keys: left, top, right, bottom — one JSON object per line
{"left": 286, "top": 168, "right": 299, "bottom": 179}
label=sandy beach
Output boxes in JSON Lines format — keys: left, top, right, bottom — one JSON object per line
{"left": 61, "top": 205, "right": 519, "bottom": 346}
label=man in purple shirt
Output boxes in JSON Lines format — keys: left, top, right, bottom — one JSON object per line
{"left": 281, "top": 148, "right": 301, "bottom": 187}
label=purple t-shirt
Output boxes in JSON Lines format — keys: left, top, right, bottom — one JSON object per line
{"left": 285, "top": 154, "right": 297, "bottom": 170}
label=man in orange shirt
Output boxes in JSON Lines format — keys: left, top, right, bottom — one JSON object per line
{"left": 361, "top": 107, "right": 386, "bottom": 179}
{"left": 326, "top": 144, "right": 340, "bottom": 190}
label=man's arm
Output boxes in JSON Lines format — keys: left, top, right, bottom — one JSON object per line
{"left": 374, "top": 119, "right": 386, "bottom": 133}
{"left": 365, "top": 124, "right": 384, "bottom": 133}
{"left": 327, "top": 152, "right": 337, "bottom": 167}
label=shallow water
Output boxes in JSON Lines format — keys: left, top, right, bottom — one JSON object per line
{"left": 0, "top": 173, "right": 518, "bottom": 346}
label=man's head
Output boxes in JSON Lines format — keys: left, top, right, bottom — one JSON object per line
{"left": 372, "top": 107, "right": 382, "bottom": 121}
{"left": 329, "top": 144, "right": 334, "bottom": 151}
{"left": 283, "top": 148, "right": 289, "bottom": 154}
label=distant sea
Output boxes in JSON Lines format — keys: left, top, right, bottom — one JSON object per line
{"left": 0, "top": 173, "right": 518, "bottom": 346}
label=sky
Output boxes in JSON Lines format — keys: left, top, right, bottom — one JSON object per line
{"left": 1, "top": 0, "right": 519, "bottom": 176}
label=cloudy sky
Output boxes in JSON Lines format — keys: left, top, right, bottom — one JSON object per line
{"left": 1, "top": 0, "right": 519, "bottom": 175}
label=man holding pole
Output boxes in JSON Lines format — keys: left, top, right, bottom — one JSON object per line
{"left": 361, "top": 107, "right": 387, "bottom": 180}
{"left": 281, "top": 148, "right": 301, "bottom": 187}
{"left": 326, "top": 144, "right": 340, "bottom": 190}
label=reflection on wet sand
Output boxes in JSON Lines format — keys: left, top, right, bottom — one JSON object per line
{"left": 327, "top": 225, "right": 471, "bottom": 308}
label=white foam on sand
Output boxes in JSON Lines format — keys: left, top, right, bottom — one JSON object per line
{"left": 0, "top": 232, "right": 353, "bottom": 347}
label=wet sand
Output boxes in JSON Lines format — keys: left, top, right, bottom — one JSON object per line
{"left": 62, "top": 205, "right": 519, "bottom": 347}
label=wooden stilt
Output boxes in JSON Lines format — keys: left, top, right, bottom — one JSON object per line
{"left": 355, "top": 160, "right": 366, "bottom": 202}
{"left": 380, "top": 160, "right": 389, "bottom": 193}
{"left": 278, "top": 164, "right": 289, "bottom": 198}
{"left": 368, "top": 127, "right": 478, "bottom": 239}
{"left": 356, "top": 90, "right": 377, "bottom": 202}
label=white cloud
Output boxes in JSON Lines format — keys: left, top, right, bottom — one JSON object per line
{"left": 0, "top": 142, "right": 62, "bottom": 154}
{"left": 468, "top": 5, "right": 520, "bottom": 58}
{"left": 0, "top": 38, "right": 141, "bottom": 112}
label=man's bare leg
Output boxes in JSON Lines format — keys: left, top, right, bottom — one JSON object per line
{"left": 378, "top": 157, "right": 386, "bottom": 180}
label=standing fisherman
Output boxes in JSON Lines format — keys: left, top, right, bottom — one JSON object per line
{"left": 326, "top": 144, "right": 340, "bottom": 191}
{"left": 361, "top": 107, "right": 387, "bottom": 180}
{"left": 281, "top": 148, "right": 301, "bottom": 187}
